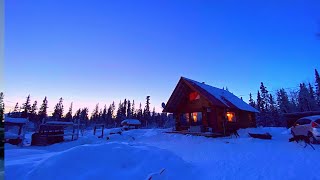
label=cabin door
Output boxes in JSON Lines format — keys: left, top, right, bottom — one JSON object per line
{"left": 207, "top": 110, "right": 218, "bottom": 132}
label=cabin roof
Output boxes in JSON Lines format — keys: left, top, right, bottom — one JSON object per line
{"left": 164, "top": 77, "right": 259, "bottom": 113}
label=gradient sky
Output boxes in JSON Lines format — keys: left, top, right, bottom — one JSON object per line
{"left": 3, "top": 0, "right": 320, "bottom": 115}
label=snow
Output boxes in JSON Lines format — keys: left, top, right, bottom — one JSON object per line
{"left": 184, "top": 78, "right": 259, "bottom": 113}
{"left": 45, "top": 121, "right": 74, "bottom": 125}
{"left": 121, "top": 119, "right": 141, "bottom": 125}
{"left": 299, "top": 115, "right": 320, "bottom": 121}
{"left": 5, "top": 132, "right": 22, "bottom": 139}
{"left": 5, "top": 127, "right": 320, "bottom": 180}
{"left": 5, "top": 117, "right": 28, "bottom": 124}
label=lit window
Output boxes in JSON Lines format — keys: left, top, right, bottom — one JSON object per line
{"left": 226, "top": 112, "right": 236, "bottom": 122}
{"left": 191, "top": 112, "right": 202, "bottom": 123}
{"left": 189, "top": 92, "right": 200, "bottom": 101}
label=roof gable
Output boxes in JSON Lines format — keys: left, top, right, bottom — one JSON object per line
{"left": 183, "top": 77, "right": 259, "bottom": 113}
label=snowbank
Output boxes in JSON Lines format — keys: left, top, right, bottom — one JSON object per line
{"left": 6, "top": 143, "right": 195, "bottom": 180}
{"left": 5, "top": 117, "right": 28, "bottom": 124}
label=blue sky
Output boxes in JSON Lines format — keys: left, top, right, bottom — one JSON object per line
{"left": 4, "top": 0, "right": 320, "bottom": 114}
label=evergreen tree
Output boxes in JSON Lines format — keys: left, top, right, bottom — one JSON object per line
{"left": 21, "top": 95, "right": 32, "bottom": 118}
{"left": 65, "top": 102, "right": 73, "bottom": 122}
{"left": 74, "top": 108, "right": 81, "bottom": 120}
{"left": 123, "top": 99, "right": 127, "bottom": 118}
{"left": 52, "top": 97, "right": 64, "bottom": 120}
{"left": 0, "top": 92, "right": 4, "bottom": 124}
{"left": 13, "top": 102, "right": 20, "bottom": 113}
{"left": 151, "top": 107, "right": 156, "bottom": 125}
{"left": 315, "top": 69, "right": 320, "bottom": 106}
{"left": 256, "top": 91, "right": 262, "bottom": 111}
{"left": 38, "top": 97, "right": 48, "bottom": 121}
{"left": 308, "top": 83, "right": 317, "bottom": 110}
{"left": 106, "top": 105, "right": 113, "bottom": 127}
{"left": 298, "top": 83, "right": 311, "bottom": 112}
{"left": 127, "top": 100, "right": 131, "bottom": 119}
{"left": 276, "top": 89, "right": 291, "bottom": 113}
{"left": 91, "top": 103, "right": 99, "bottom": 124}
{"left": 116, "top": 101, "right": 123, "bottom": 126}
{"left": 101, "top": 105, "right": 108, "bottom": 125}
{"left": 248, "top": 93, "right": 256, "bottom": 108}
{"left": 137, "top": 103, "right": 143, "bottom": 121}
{"left": 131, "top": 100, "right": 135, "bottom": 118}
{"left": 269, "top": 94, "right": 279, "bottom": 126}
{"left": 30, "top": 101, "right": 38, "bottom": 121}
{"left": 143, "top": 96, "right": 151, "bottom": 127}
{"left": 260, "top": 82, "right": 269, "bottom": 112}
{"left": 80, "top": 108, "right": 89, "bottom": 126}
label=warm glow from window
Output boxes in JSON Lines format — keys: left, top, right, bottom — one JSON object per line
{"left": 226, "top": 112, "right": 236, "bottom": 122}
{"left": 192, "top": 113, "right": 197, "bottom": 122}
{"left": 189, "top": 92, "right": 200, "bottom": 101}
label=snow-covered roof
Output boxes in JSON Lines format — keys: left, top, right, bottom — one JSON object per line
{"left": 121, "top": 119, "right": 141, "bottom": 125}
{"left": 45, "top": 121, "right": 74, "bottom": 125}
{"left": 184, "top": 77, "right": 259, "bottom": 113}
{"left": 5, "top": 117, "right": 29, "bottom": 124}
{"left": 299, "top": 115, "right": 320, "bottom": 121}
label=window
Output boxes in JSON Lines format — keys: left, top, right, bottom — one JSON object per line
{"left": 189, "top": 92, "right": 200, "bottom": 101}
{"left": 295, "top": 118, "right": 311, "bottom": 126}
{"left": 226, "top": 112, "right": 236, "bottom": 122}
{"left": 191, "top": 112, "right": 202, "bottom": 125}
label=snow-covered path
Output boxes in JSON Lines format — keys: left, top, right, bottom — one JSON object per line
{"left": 5, "top": 128, "right": 320, "bottom": 180}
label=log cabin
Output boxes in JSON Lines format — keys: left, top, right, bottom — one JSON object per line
{"left": 163, "top": 77, "right": 259, "bottom": 135}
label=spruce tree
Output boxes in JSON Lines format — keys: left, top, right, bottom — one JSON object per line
{"left": 137, "top": 103, "right": 143, "bottom": 122}
{"left": 80, "top": 108, "right": 89, "bottom": 126}
{"left": 269, "top": 94, "right": 279, "bottom": 126}
{"left": 248, "top": 93, "right": 256, "bottom": 108}
{"left": 298, "top": 83, "right": 311, "bottom": 112}
{"left": 260, "top": 82, "right": 269, "bottom": 112}
{"left": 308, "top": 83, "right": 317, "bottom": 110}
{"left": 30, "top": 101, "right": 38, "bottom": 121}
{"left": 38, "top": 97, "right": 48, "bottom": 121}
{"left": 131, "top": 100, "right": 135, "bottom": 118}
{"left": 315, "top": 69, "right": 320, "bottom": 107}
{"left": 74, "top": 108, "right": 81, "bottom": 120}
{"left": 0, "top": 92, "right": 4, "bottom": 124}
{"left": 256, "top": 91, "right": 262, "bottom": 112}
{"left": 143, "top": 96, "right": 151, "bottom": 126}
{"left": 101, "top": 105, "right": 108, "bottom": 125}
{"left": 276, "top": 89, "right": 290, "bottom": 113}
{"left": 127, "top": 100, "right": 131, "bottom": 119}
{"left": 13, "top": 102, "right": 20, "bottom": 116}
{"left": 91, "top": 103, "right": 99, "bottom": 124}
{"left": 65, "top": 102, "right": 73, "bottom": 122}
{"left": 21, "top": 95, "right": 32, "bottom": 118}
{"left": 116, "top": 101, "right": 123, "bottom": 126}
{"left": 52, "top": 97, "right": 64, "bottom": 120}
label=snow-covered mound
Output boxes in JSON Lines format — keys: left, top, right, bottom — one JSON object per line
{"left": 121, "top": 119, "right": 141, "bottom": 125}
{"left": 7, "top": 143, "right": 195, "bottom": 180}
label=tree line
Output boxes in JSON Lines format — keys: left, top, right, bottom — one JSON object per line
{"left": 249, "top": 69, "right": 320, "bottom": 127}
{"left": 5, "top": 95, "right": 174, "bottom": 129}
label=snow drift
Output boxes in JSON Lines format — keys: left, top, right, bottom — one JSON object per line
{"left": 7, "top": 142, "right": 195, "bottom": 180}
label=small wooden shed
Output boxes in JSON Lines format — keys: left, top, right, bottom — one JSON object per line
{"left": 163, "top": 77, "right": 259, "bottom": 134}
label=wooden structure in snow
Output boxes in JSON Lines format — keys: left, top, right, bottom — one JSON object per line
{"left": 284, "top": 111, "right": 320, "bottom": 128}
{"left": 93, "top": 124, "right": 105, "bottom": 138}
{"left": 4, "top": 118, "right": 29, "bottom": 146}
{"left": 31, "top": 121, "right": 80, "bottom": 146}
{"left": 163, "top": 77, "right": 259, "bottom": 135}
{"left": 121, "top": 119, "right": 141, "bottom": 130}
